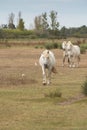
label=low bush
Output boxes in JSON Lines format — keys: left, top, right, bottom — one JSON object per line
{"left": 44, "top": 43, "right": 54, "bottom": 49}
{"left": 45, "top": 42, "right": 61, "bottom": 49}
{"left": 44, "top": 89, "right": 62, "bottom": 98}
{"left": 80, "top": 43, "right": 87, "bottom": 54}
{"left": 82, "top": 77, "right": 87, "bottom": 96}
{"left": 53, "top": 43, "right": 58, "bottom": 49}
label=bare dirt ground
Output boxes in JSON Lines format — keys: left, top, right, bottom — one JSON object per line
{"left": 0, "top": 47, "right": 87, "bottom": 130}
{"left": 0, "top": 46, "right": 86, "bottom": 108}
{"left": 0, "top": 47, "right": 86, "bottom": 87}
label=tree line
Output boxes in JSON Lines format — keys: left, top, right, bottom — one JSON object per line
{"left": 0, "top": 10, "right": 87, "bottom": 39}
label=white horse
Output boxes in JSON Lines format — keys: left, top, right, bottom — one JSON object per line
{"left": 62, "top": 41, "right": 70, "bottom": 66}
{"left": 66, "top": 41, "right": 80, "bottom": 67}
{"left": 39, "top": 49, "right": 56, "bottom": 85}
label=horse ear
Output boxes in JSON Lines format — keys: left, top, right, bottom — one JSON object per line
{"left": 62, "top": 41, "right": 66, "bottom": 49}
{"left": 68, "top": 41, "right": 72, "bottom": 45}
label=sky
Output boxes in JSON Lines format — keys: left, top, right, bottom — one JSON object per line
{"left": 0, "top": 0, "right": 87, "bottom": 29}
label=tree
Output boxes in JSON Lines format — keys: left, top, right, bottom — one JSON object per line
{"left": 34, "top": 13, "right": 49, "bottom": 37}
{"left": 41, "top": 12, "right": 49, "bottom": 32}
{"left": 49, "top": 10, "right": 59, "bottom": 31}
{"left": 17, "top": 12, "right": 25, "bottom": 30}
{"left": 1, "top": 24, "right": 8, "bottom": 29}
{"left": 17, "top": 18, "right": 25, "bottom": 30}
{"left": 18, "top": 11, "right": 21, "bottom": 22}
{"left": 80, "top": 25, "right": 87, "bottom": 34}
{"left": 8, "top": 12, "right": 15, "bottom": 29}
{"left": 60, "top": 26, "right": 68, "bottom": 38}
{"left": 34, "top": 10, "right": 59, "bottom": 37}
{"left": 34, "top": 15, "right": 42, "bottom": 31}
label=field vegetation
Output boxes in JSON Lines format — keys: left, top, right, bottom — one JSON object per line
{"left": 0, "top": 37, "right": 87, "bottom": 53}
{"left": 0, "top": 46, "right": 87, "bottom": 130}
{"left": 0, "top": 9, "right": 87, "bottom": 130}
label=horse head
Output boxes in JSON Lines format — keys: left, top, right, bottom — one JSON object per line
{"left": 42, "top": 50, "right": 50, "bottom": 68}
{"left": 62, "top": 41, "right": 67, "bottom": 50}
{"left": 67, "top": 41, "right": 73, "bottom": 51}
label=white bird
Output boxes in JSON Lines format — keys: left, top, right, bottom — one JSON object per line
{"left": 35, "top": 62, "right": 38, "bottom": 66}
{"left": 22, "top": 74, "right": 25, "bottom": 77}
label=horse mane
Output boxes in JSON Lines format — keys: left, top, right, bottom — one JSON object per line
{"left": 67, "top": 41, "right": 72, "bottom": 45}
{"left": 62, "top": 41, "right": 67, "bottom": 49}
{"left": 42, "top": 50, "right": 50, "bottom": 58}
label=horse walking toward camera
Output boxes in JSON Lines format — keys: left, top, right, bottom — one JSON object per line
{"left": 62, "top": 41, "right": 70, "bottom": 66}
{"left": 66, "top": 41, "right": 80, "bottom": 67}
{"left": 39, "top": 50, "right": 57, "bottom": 85}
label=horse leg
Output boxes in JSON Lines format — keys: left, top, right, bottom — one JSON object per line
{"left": 67, "top": 56, "right": 71, "bottom": 67}
{"left": 47, "top": 69, "right": 51, "bottom": 85}
{"left": 62, "top": 56, "right": 66, "bottom": 67}
{"left": 68, "top": 56, "right": 74, "bottom": 68}
{"left": 42, "top": 66, "right": 47, "bottom": 85}
{"left": 62, "top": 51, "right": 66, "bottom": 67}
{"left": 68, "top": 55, "right": 71, "bottom": 67}
{"left": 76, "top": 55, "right": 80, "bottom": 67}
{"left": 72, "top": 56, "right": 76, "bottom": 67}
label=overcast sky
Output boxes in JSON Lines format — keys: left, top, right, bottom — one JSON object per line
{"left": 0, "top": 0, "right": 87, "bottom": 29}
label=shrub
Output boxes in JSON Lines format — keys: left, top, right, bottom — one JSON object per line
{"left": 44, "top": 89, "right": 62, "bottom": 98}
{"left": 82, "top": 77, "right": 87, "bottom": 96}
{"left": 35, "top": 45, "right": 44, "bottom": 49}
{"left": 53, "top": 43, "right": 58, "bottom": 49}
{"left": 45, "top": 42, "right": 61, "bottom": 49}
{"left": 35, "top": 46, "right": 39, "bottom": 49}
{"left": 80, "top": 46, "right": 86, "bottom": 54}
{"left": 80, "top": 43, "right": 87, "bottom": 54}
{"left": 45, "top": 43, "right": 54, "bottom": 49}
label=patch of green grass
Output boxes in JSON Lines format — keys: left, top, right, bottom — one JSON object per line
{"left": 82, "top": 77, "right": 87, "bottom": 96}
{"left": 80, "top": 43, "right": 87, "bottom": 54}
{"left": 44, "top": 88, "right": 62, "bottom": 98}
{"left": 0, "top": 86, "right": 87, "bottom": 130}
{"left": 44, "top": 42, "right": 61, "bottom": 49}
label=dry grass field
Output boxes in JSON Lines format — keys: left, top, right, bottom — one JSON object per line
{"left": 0, "top": 47, "right": 87, "bottom": 130}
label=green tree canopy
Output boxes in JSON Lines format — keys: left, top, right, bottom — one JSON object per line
{"left": 17, "top": 18, "right": 25, "bottom": 30}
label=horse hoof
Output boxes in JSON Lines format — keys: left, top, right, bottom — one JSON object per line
{"left": 43, "top": 82, "right": 46, "bottom": 85}
{"left": 69, "top": 65, "right": 72, "bottom": 68}
{"left": 72, "top": 65, "right": 75, "bottom": 68}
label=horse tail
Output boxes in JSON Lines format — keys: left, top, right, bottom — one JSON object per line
{"left": 68, "top": 57, "right": 70, "bottom": 64}
{"left": 52, "top": 67, "right": 57, "bottom": 73}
